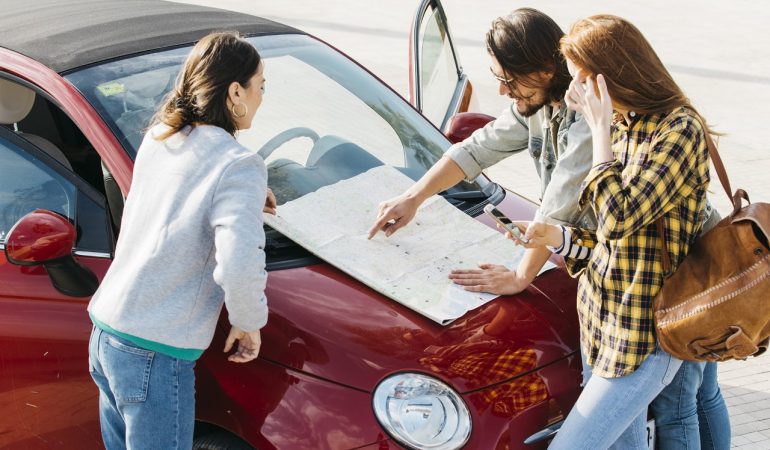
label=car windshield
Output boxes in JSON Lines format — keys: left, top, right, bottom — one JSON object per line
{"left": 66, "top": 34, "right": 485, "bottom": 206}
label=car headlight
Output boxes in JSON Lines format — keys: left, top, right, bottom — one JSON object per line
{"left": 372, "top": 373, "right": 471, "bottom": 449}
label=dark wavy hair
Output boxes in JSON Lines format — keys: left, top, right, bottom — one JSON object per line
{"left": 152, "top": 31, "right": 261, "bottom": 140}
{"left": 486, "top": 8, "right": 571, "bottom": 103}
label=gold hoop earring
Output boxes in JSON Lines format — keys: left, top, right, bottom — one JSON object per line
{"left": 231, "top": 103, "right": 248, "bottom": 118}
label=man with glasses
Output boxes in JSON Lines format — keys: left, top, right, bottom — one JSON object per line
{"left": 368, "top": 7, "right": 594, "bottom": 296}
{"left": 369, "top": 9, "right": 729, "bottom": 446}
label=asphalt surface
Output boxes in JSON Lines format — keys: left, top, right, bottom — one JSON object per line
{"left": 177, "top": 1, "right": 770, "bottom": 447}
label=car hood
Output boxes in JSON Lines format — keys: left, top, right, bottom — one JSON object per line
{"left": 259, "top": 261, "right": 579, "bottom": 394}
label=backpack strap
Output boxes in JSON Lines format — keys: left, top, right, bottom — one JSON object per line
{"left": 704, "top": 133, "right": 733, "bottom": 202}
{"left": 657, "top": 133, "right": 733, "bottom": 279}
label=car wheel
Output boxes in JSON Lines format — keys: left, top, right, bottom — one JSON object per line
{"left": 192, "top": 431, "right": 253, "bottom": 450}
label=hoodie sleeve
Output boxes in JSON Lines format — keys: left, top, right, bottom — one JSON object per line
{"left": 209, "top": 153, "right": 269, "bottom": 332}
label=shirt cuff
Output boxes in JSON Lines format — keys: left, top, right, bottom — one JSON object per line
{"left": 546, "top": 225, "right": 568, "bottom": 253}
{"left": 548, "top": 226, "right": 592, "bottom": 260}
{"left": 445, "top": 144, "right": 484, "bottom": 181}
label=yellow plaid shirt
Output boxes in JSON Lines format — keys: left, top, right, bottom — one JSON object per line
{"left": 565, "top": 106, "right": 710, "bottom": 378}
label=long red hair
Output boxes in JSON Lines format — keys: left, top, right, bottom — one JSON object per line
{"left": 560, "top": 15, "right": 712, "bottom": 131}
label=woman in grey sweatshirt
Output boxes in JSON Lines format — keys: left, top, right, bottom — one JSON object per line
{"left": 87, "top": 32, "right": 273, "bottom": 450}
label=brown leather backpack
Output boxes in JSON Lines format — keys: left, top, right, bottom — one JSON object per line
{"left": 654, "top": 134, "right": 770, "bottom": 362}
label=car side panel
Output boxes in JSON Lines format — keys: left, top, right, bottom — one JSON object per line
{"left": 196, "top": 324, "right": 387, "bottom": 450}
{"left": 0, "top": 255, "right": 109, "bottom": 449}
{"left": 0, "top": 50, "right": 128, "bottom": 449}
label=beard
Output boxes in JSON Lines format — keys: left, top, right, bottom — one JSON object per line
{"left": 515, "top": 96, "right": 549, "bottom": 118}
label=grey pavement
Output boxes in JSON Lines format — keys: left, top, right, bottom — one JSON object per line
{"left": 179, "top": 1, "right": 769, "bottom": 446}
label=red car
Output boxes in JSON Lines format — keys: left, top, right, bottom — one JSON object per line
{"left": 0, "top": 0, "right": 583, "bottom": 448}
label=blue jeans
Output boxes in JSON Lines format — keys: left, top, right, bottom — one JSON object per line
{"left": 651, "top": 361, "right": 731, "bottom": 450}
{"left": 651, "top": 360, "right": 703, "bottom": 449}
{"left": 88, "top": 327, "right": 196, "bottom": 450}
{"left": 549, "top": 346, "right": 682, "bottom": 449}
{"left": 699, "top": 362, "right": 731, "bottom": 449}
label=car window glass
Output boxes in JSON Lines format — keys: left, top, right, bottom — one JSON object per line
{"left": 418, "top": 7, "right": 459, "bottom": 127}
{"left": 0, "top": 135, "right": 77, "bottom": 242}
{"left": 238, "top": 55, "right": 404, "bottom": 168}
{"left": 67, "top": 35, "right": 483, "bottom": 203}
{"left": 67, "top": 49, "right": 188, "bottom": 153}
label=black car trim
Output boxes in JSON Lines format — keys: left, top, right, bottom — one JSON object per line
{"left": 266, "top": 256, "right": 322, "bottom": 272}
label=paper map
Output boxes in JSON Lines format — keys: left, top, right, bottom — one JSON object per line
{"left": 264, "top": 166, "right": 555, "bottom": 325}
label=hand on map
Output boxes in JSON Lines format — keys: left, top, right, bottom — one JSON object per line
{"left": 367, "top": 193, "right": 420, "bottom": 238}
{"left": 448, "top": 263, "right": 528, "bottom": 295}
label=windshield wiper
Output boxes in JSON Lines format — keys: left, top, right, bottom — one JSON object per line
{"left": 440, "top": 190, "right": 487, "bottom": 200}
{"left": 441, "top": 183, "right": 505, "bottom": 216}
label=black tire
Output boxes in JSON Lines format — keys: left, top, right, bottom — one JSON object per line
{"left": 192, "top": 430, "right": 254, "bottom": 450}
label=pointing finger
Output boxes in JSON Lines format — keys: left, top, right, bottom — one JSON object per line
{"left": 368, "top": 212, "right": 393, "bottom": 239}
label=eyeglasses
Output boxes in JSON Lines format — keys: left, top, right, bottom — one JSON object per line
{"left": 489, "top": 67, "right": 515, "bottom": 84}
{"left": 489, "top": 67, "right": 532, "bottom": 99}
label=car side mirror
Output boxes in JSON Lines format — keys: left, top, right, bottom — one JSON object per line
{"left": 4, "top": 209, "right": 99, "bottom": 297}
{"left": 444, "top": 112, "right": 496, "bottom": 144}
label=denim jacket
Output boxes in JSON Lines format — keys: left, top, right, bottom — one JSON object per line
{"left": 446, "top": 102, "right": 597, "bottom": 229}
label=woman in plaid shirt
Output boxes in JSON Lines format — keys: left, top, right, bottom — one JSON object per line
{"left": 510, "top": 15, "right": 724, "bottom": 449}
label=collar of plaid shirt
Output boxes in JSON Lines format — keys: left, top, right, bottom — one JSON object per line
{"left": 570, "top": 106, "right": 710, "bottom": 378}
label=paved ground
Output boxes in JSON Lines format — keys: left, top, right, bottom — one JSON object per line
{"left": 720, "top": 357, "right": 770, "bottom": 448}
{"left": 179, "top": 1, "right": 770, "bottom": 446}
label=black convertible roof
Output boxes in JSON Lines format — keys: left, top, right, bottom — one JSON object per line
{"left": 0, "top": 0, "right": 301, "bottom": 73}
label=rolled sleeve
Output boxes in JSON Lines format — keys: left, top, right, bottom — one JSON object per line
{"left": 445, "top": 104, "right": 529, "bottom": 181}
{"left": 445, "top": 143, "right": 485, "bottom": 181}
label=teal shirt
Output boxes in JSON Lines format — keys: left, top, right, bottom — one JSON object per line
{"left": 91, "top": 313, "right": 204, "bottom": 361}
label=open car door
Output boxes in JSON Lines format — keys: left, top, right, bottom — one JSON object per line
{"left": 409, "top": 0, "right": 473, "bottom": 132}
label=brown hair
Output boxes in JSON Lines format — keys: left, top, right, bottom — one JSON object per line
{"left": 560, "top": 15, "right": 711, "bottom": 130}
{"left": 486, "top": 8, "right": 571, "bottom": 104}
{"left": 153, "top": 31, "right": 261, "bottom": 140}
